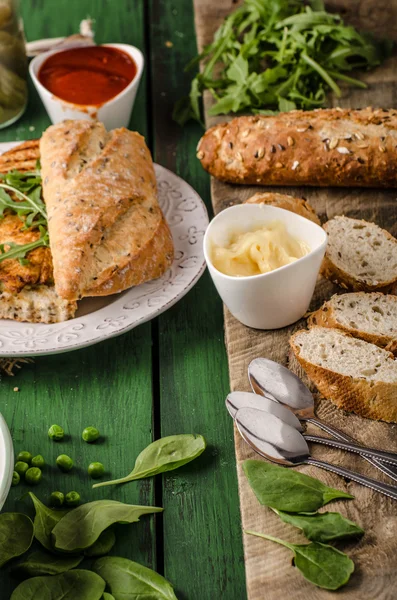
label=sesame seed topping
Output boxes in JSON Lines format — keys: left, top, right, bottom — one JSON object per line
{"left": 270, "top": 145, "right": 276, "bottom": 153}
{"left": 255, "top": 148, "right": 265, "bottom": 159}
{"left": 357, "top": 142, "right": 369, "bottom": 149}
{"left": 355, "top": 131, "right": 365, "bottom": 140}
{"left": 241, "top": 129, "right": 250, "bottom": 138}
{"left": 292, "top": 161, "right": 299, "bottom": 170}
{"left": 329, "top": 137, "right": 339, "bottom": 149}
{"left": 379, "top": 145, "right": 387, "bottom": 153}
{"left": 277, "top": 144, "right": 285, "bottom": 151}
{"left": 275, "top": 162, "right": 283, "bottom": 168}
{"left": 336, "top": 146, "right": 351, "bottom": 154}
{"left": 287, "top": 136, "right": 294, "bottom": 146}
{"left": 236, "top": 152, "right": 243, "bottom": 161}
{"left": 196, "top": 151, "right": 204, "bottom": 160}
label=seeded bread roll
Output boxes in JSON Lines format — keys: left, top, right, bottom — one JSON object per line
{"left": 309, "top": 292, "right": 397, "bottom": 353}
{"left": 40, "top": 120, "right": 174, "bottom": 301}
{"left": 197, "top": 107, "right": 397, "bottom": 187}
{"left": 290, "top": 326, "right": 397, "bottom": 423}
{"left": 321, "top": 216, "right": 397, "bottom": 292}
{"left": 244, "top": 192, "right": 320, "bottom": 225}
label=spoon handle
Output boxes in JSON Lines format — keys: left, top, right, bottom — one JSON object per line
{"left": 306, "top": 416, "right": 397, "bottom": 484}
{"left": 306, "top": 457, "right": 397, "bottom": 501}
{"left": 304, "top": 433, "right": 397, "bottom": 465}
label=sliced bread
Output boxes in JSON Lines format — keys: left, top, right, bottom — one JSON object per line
{"left": 244, "top": 192, "right": 320, "bottom": 225}
{"left": 321, "top": 216, "right": 397, "bottom": 292}
{"left": 309, "top": 292, "right": 397, "bottom": 353}
{"left": 290, "top": 326, "right": 397, "bottom": 423}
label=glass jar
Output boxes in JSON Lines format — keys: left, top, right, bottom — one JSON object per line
{"left": 0, "top": 0, "right": 28, "bottom": 129}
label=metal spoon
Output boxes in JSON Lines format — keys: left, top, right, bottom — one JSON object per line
{"left": 227, "top": 392, "right": 397, "bottom": 465}
{"left": 235, "top": 407, "right": 397, "bottom": 501}
{"left": 248, "top": 358, "right": 397, "bottom": 483}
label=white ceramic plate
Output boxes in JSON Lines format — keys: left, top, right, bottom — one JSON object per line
{"left": 0, "top": 413, "right": 13, "bottom": 511}
{"left": 0, "top": 141, "right": 208, "bottom": 356}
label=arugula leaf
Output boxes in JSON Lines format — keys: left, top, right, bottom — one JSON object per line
{"left": 0, "top": 228, "right": 49, "bottom": 265}
{"left": 175, "top": 0, "right": 392, "bottom": 123}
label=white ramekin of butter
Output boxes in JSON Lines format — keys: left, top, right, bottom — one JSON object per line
{"left": 203, "top": 204, "right": 327, "bottom": 329}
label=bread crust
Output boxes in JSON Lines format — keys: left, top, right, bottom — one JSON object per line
{"left": 321, "top": 218, "right": 397, "bottom": 292}
{"left": 0, "top": 285, "right": 77, "bottom": 323}
{"left": 308, "top": 293, "right": 397, "bottom": 351}
{"left": 40, "top": 121, "right": 174, "bottom": 301}
{"left": 244, "top": 192, "right": 320, "bottom": 224}
{"left": 197, "top": 107, "right": 397, "bottom": 187}
{"left": 290, "top": 328, "right": 397, "bottom": 423}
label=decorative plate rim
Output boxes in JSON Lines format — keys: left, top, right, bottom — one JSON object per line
{"left": 0, "top": 142, "right": 209, "bottom": 357}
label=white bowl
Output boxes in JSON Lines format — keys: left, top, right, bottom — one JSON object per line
{"left": 0, "top": 413, "right": 13, "bottom": 511}
{"left": 29, "top": 43, "right": 144, "bottom": 130}
{"left": 203, "top": 204, "right": 327, "bottom": 330}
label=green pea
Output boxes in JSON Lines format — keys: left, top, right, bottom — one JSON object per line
{"left": 48, "top": 424, "right": 64, "bottom": 441}
{"left": 49, "top": 491, "right": 65, "bottom": 508}
{"left": 56, "top": 454, "right": 73, "bottom": 472}
{"left": 14, "top": 461, "right": 29, "bottom": 477}
{"left": 82, "top": 426, "right": 100, "bottom": 443}
{"left": 25, "top": 467, "right": 42, "bottom": 485}
{"left": 65, "top": 491, "right": 80, "bottom": 507}
{"left": 88, "top": 462, "right": 105, "bottom": 479}
{"left": 16, "top": 451, "right": 32, "bottom": 464}
{"left": 31, "top": 455, "right": 45, "bottom": 469}
{"left": 12, "top": 471, "right": 20, "bottom": 486}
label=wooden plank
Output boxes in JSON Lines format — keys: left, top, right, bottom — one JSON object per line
{"left": 148, "top": 1, "right": 246, "bottom": 598}
{"left": 0, "top": 2, "right": 157, "bottom": 597}
{"left": 193, "top": 1, "right": 397, "bottom": 599}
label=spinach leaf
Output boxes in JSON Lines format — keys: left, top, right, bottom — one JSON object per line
{"left": 93, "top": 434, "right": 206, "bottom": 488}
{"left": 275, "top": 510, "right": 364, "bottom": 542}
{"left": 92, "top": 556, "right": 177, "bottom": 600}
{"left": 52, "top": 501, "right": 163, "bottom": 552}
{"left": 102, "top": 595, "right": 115, "bottom": 600}
{"left": 243, "top": 460, "right": 353, "bottom": 512}
{"left": 29, "top": 493, "right": 69, "bottom": 551}
{"left": 0, "top": 513, "right": 34, "bottom": 567}
{"left": 246, "top": 531, "right": 354, "bottom": 590}
{"left": 10, "top": 570, "right": 106, "bottom": 600}
{"left": 85, "top": 528, "right": 116, "bottom": 557}
{"left": 11, "top": 550, "right": 83, "bottom": 578}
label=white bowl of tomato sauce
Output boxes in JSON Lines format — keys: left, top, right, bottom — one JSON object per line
{"left": 29, "top": 43, "right": 144, "bottom": 130}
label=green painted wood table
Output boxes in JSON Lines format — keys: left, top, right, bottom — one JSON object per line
{"left": 0, "top": 1, "right": 246, "bottom": 598}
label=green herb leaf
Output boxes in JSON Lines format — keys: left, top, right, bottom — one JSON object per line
{"left": 0, "top": 513, "right": 34, "bottom": 567}
{"left": 29, "top": 493, "right": 69, "bottom": 552}
{"left": 93, "top": 434, "right": 206, "bottom": 488}
{"left": 275, "top": 510, "right": 364, "bottom": 542}
{"left": 52, "top": 501, "right": 163, "bottom": 552}
{"left": 11, "top": 549, "right": 83, "bottom": 578}
{"left": 102, "top": 595, "right": 115, "bottom": 600}
{"left": 0, "top": 229, "right": 49, "bottom": 264}
{"left": 92, "top": 556, "right": 178, "bottom": 600}
{"left": 245, "top": 531, "right": 354, "bottom": 590}
{"left": 10, "top": 570, "right": 106, "bottom": 600}
{"left": 243, "top": 460, "right": 353, "bottom": 512}
{"left": 84, "top": 528, "right": 116, "bottom": 557}
{"left": 175, "top": 0, "right": 392, "bottom": 123}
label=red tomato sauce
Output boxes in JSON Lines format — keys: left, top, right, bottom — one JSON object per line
{"left": 38, "top": 46, "right": 137, "bottom": 106}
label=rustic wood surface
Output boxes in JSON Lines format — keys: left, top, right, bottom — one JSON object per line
{"left": 0, "top": 1, "right": 246, "bottom": 598}
{"left": 193, "top": 1, "right": 397, "bottom": 598}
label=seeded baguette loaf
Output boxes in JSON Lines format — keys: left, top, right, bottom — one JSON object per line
{"left": 290, "top": 326, "right": 397, "bottom": 423}
{"left": 40, "top": 120, "right": 174, "bottom": 301}
{"left": 244, "top": 192, "right": 320, "bottom": 225}
{"left": 321, "top": 216, "right": 397, "bottom": 292}
{"left": 309, "top": 293, "right": 397, "bottom": 353}
{"left": 197, "top": 107, "right": 397, "bottom": 187}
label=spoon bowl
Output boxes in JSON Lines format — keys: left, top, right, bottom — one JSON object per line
{"left": 235, "top": 407, "right": 397, "bottom": 501}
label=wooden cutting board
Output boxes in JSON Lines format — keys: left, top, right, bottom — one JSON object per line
{"left": 193, "top": 1, "right": 397, "bottom": 598}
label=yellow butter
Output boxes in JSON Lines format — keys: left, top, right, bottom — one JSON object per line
{"left": 211, "top": 221, "right": 310, "bottom": 277}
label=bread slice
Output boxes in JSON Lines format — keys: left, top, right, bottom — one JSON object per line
{"left": 0, "top": 139, "right": 40, "bottom": 172}
{"left": 290, "top": 326, "right": 397, "bottom": 423}
{"left": 40, "top": 120, "right": 174, "bottom": 301}
{"left": 0, "top": 285, "right": 77, "bottom": 323}
{"left": 244, "top": 192, "right": 320, "bottom": 225}
{"left": 321, "top": 216, "right": 397, "bottom": 292}
{"left": 309, "top": 292, "right": 397, "bottom": 353}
